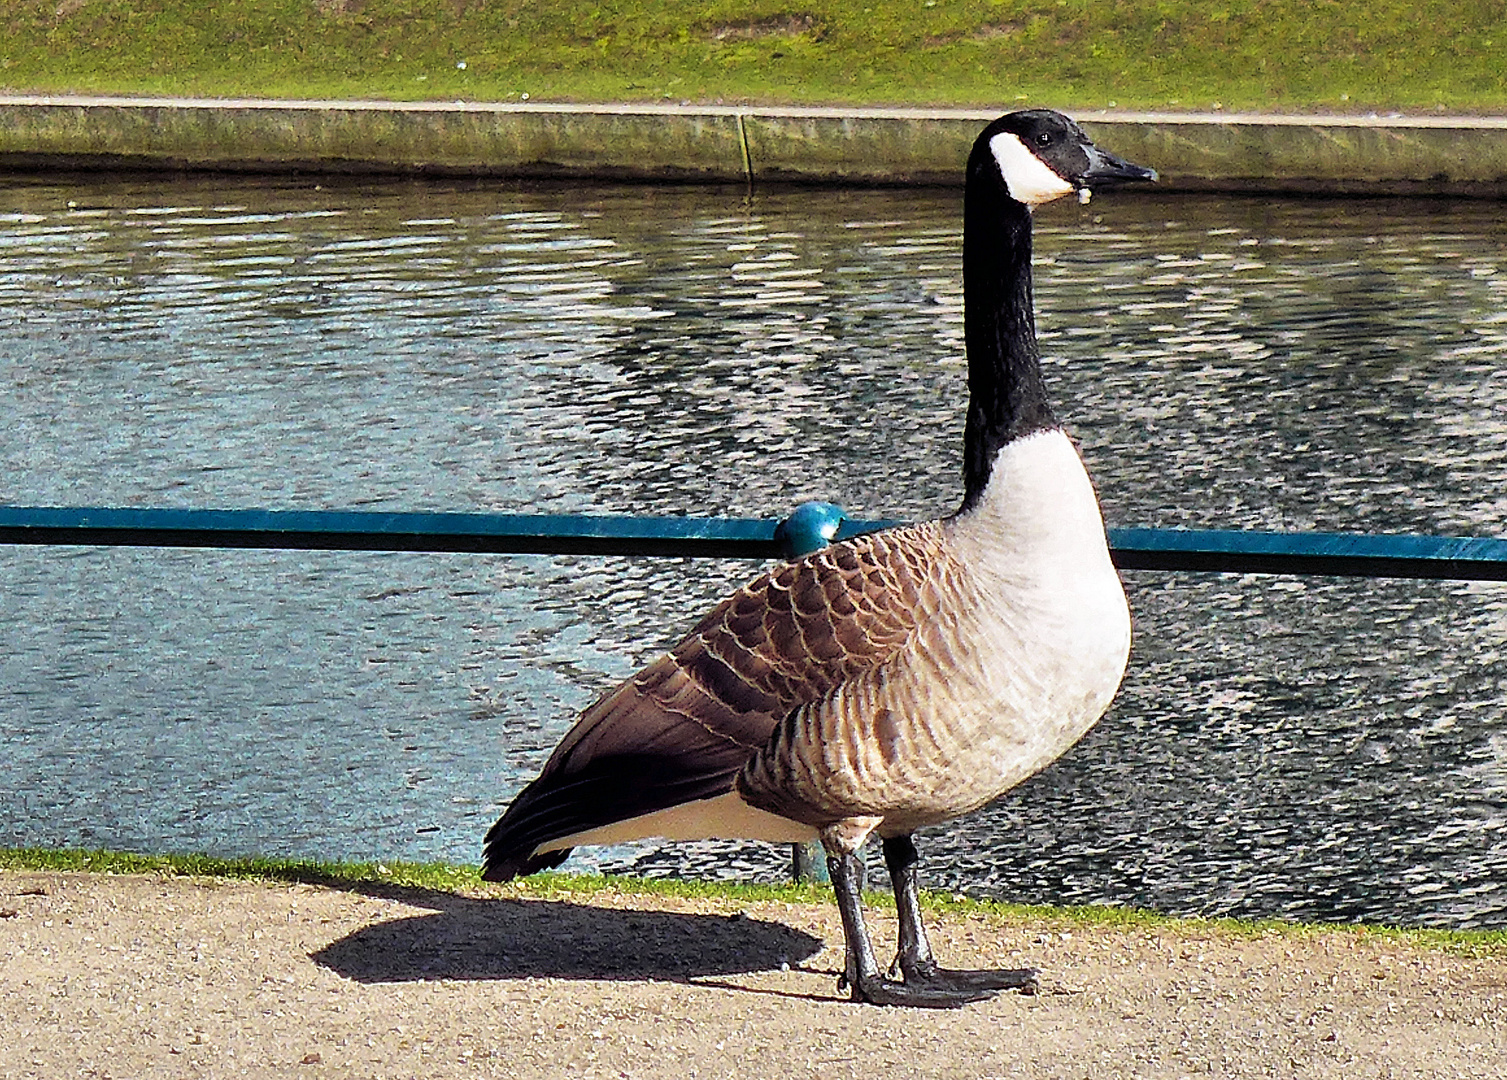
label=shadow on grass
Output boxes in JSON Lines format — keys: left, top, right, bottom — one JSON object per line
{"left": 310, "top": 883, "right": 825, "bottom": 984}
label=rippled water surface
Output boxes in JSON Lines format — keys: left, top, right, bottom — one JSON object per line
{"left": 1, "top": 174, "right": 1504, "bottom": 928}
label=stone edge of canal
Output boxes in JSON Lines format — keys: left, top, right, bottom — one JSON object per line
{"left": 1, "top": 95, "right": 1507, "bottom": 195}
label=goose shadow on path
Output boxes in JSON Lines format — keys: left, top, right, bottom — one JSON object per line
{"left": 309, "top": 883, "right": 826, "bottom": 985}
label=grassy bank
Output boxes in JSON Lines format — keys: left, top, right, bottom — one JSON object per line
{"left": 0, "top": 1, "right": 1504, "bottom": 113}
{"left": 5, "top": 846, "right": 1506, "bottom": 957}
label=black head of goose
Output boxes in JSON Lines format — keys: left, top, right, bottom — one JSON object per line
{"left": 481, "top": 109, "right": 1155, "bottom": 1008}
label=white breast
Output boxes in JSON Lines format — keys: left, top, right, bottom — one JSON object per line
{"left": 938, "top": 429, "right": 1131, "bottom": 800}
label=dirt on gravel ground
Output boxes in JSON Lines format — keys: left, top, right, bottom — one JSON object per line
{"left": 2, "top": 870, "right": 1505, "bottom": 1080}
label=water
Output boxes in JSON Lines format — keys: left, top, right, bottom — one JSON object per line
{"left": 1, "top": 174, "right": 1504, "bottom": 928}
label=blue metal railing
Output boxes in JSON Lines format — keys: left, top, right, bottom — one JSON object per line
{"left": 6, "top": 501, "right": 1503, "bottom": 887}
{"left": 2, "top": 504, "right": 1507, "bottom": 580}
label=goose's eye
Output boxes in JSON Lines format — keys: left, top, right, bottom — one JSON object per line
{"left": 1036, "top": 132, "right": 1052, "bottom": 146}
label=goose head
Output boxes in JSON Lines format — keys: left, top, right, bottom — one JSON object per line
{"left": 970, "top": 110, "right": 1158, "bottom": 210}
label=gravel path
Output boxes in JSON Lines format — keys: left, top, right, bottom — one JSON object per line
{"left": 3, "top": 870, "right": 1504, "bottom": 1079}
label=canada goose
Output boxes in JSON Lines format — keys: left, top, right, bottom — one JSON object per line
{"left": 482, "top": 110, "right": 1155, "bottom": 1008}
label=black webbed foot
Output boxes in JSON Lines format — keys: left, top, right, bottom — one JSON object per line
{"left": 841, "top": 970, "right": 998, "bottom": 1009}
{"left": 828, "top": 846, "right": 999, "bottom": 1009}
{"left": 891, "top": 958, "right": 1040, "bottom": 995}
{"left": 878, "top": 835, "right": 1041, "bottom": 1001}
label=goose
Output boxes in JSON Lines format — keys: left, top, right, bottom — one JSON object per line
{"left": 481, "top": 109, "right": 1155, "bottom": 1008}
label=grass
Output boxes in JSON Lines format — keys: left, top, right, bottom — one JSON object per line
{"left": 0, "top": 1, "right": 1503, "bottom": 113}
{"left": 5, "top": 846, "right": 1506, "bottom": 958}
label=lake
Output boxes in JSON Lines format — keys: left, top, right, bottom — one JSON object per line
{"left": 1, "top": 173, "right": 1503, "bottom": 928}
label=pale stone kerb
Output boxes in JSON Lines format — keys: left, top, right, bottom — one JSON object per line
{"left": 0, "top": 100, "right": 751, "bottom": 180}
{"left": 3, "top": 98, "right": 1507, "bottom": 191}
{"left": 740, "top": 113, "right": 980, "bottom": 185}
{"left": 1080, "top": 117, "right": 1507, "bottom": 192}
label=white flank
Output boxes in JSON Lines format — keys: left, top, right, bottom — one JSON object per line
{"left": 538, "top": 791, "right": 819, "bottom": 854}
{"left": 989, "top": 132, "right": 1076, "bottom": 208}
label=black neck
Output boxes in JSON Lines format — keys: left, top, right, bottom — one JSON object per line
{"left": 958, "top": 176, "right": 1057, "bottom": 513}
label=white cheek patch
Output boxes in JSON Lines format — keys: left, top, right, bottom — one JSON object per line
{"left": 989, "top": 131, "right": 1076, "bottom": 208}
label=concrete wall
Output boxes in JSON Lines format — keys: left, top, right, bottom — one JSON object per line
{"left": 2, "top": 96, "right": 1506, "bottom": 193}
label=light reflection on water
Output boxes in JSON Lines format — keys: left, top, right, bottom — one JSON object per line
{"left": 0, "top": 175, "right": 1504, "bottom": 928}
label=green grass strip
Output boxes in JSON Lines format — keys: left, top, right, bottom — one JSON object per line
{"left": 0, "top": 1, "right": 1504, "bottom": 113}
{"left": 5, "top": 845, "right": 1504, "bottom": 957}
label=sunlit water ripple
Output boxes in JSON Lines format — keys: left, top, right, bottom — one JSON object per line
{"left": 1, "top": 175, "right": 1503, "bottom": 928}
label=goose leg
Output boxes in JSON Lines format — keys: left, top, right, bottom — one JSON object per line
{"left": 826, "top": 850, "right": 995, "bottom": 1008}
{"left": 882, "top": 835, "right": 1039, "bottom": 994}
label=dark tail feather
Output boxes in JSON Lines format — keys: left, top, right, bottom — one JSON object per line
{"left": 480, "top": 844, "right": 569, "bottom": 883}
{"left": 480, "top": 751, "right": 745, "bottom": 882}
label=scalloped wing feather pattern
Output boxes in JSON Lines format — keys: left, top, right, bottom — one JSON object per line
{"left": 480, "top": 523, "right": 948, "bottom": 879}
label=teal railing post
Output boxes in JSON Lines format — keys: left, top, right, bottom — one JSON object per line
{"left": 773, "top": 500, "right": 847, "bottom": 886}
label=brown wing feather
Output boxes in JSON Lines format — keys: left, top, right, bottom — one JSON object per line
{"left": 480, "top": 523, "right": 947, "bottom": 881}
